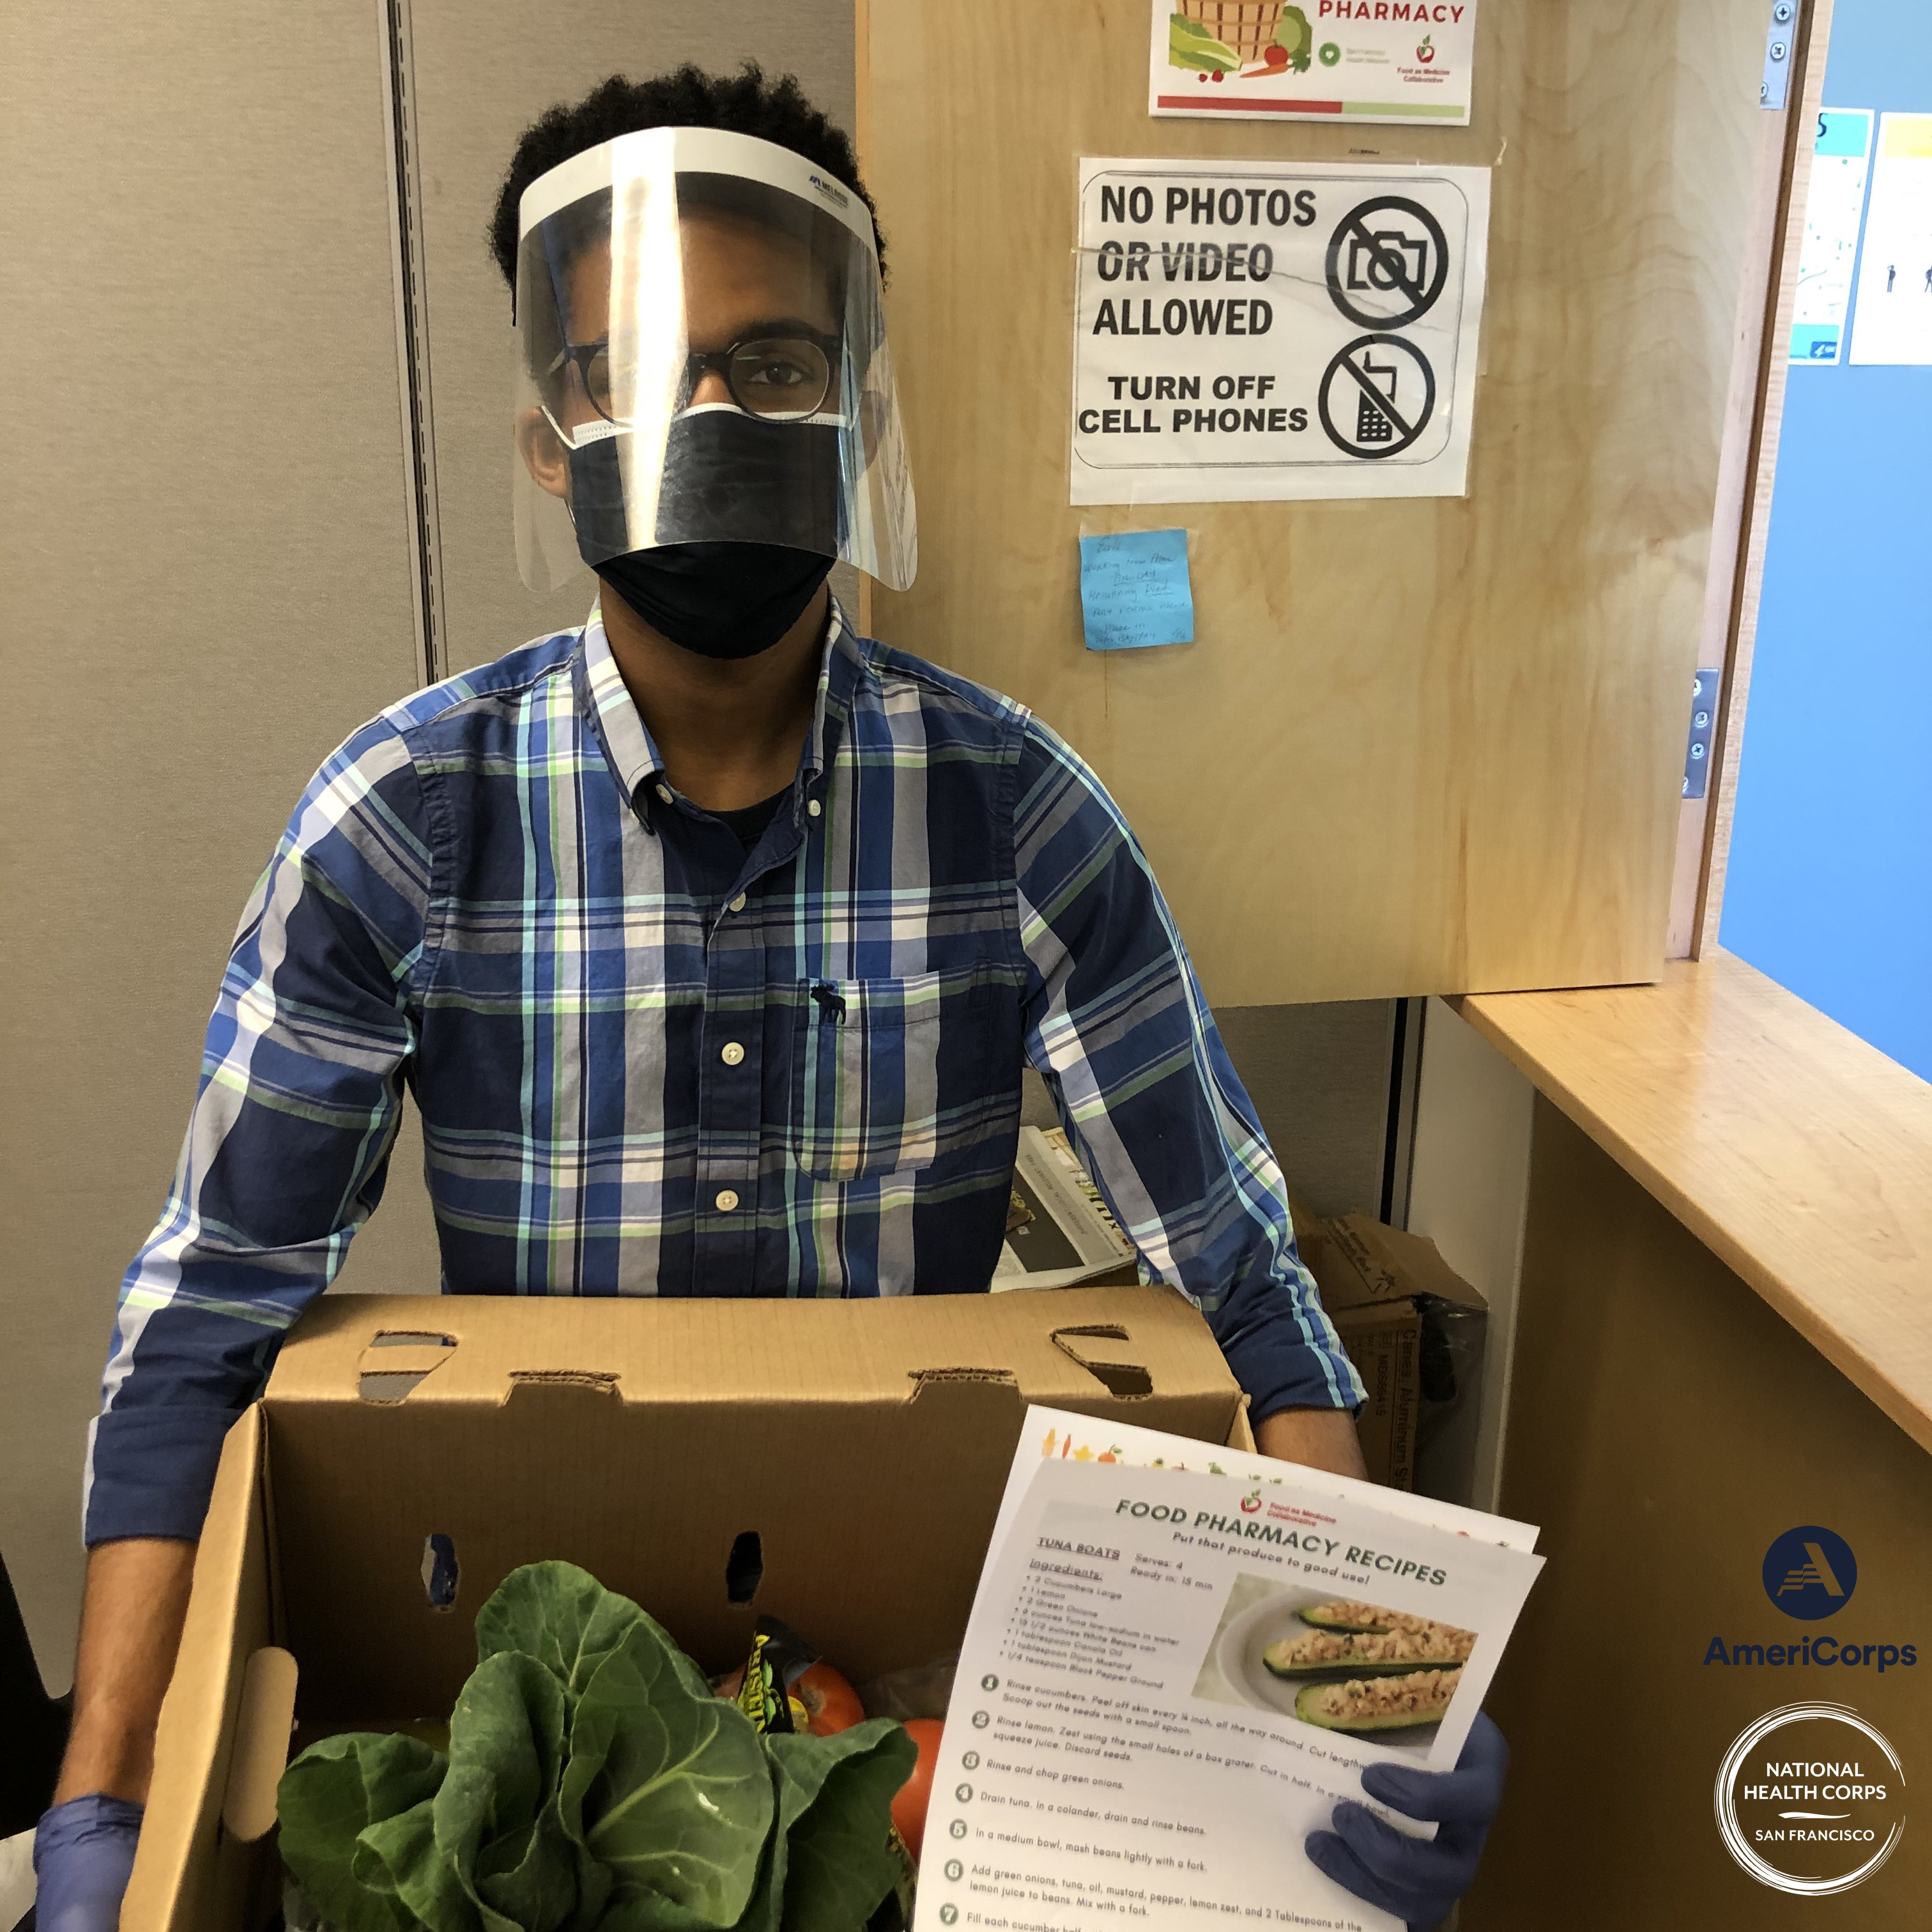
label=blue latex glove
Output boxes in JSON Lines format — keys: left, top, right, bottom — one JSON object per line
{"left": 32, "top": 1794, "right": 144, "bottom": 1932}
{"left": 1303, "top": 1710, "right": 1508, "bottom": 1930}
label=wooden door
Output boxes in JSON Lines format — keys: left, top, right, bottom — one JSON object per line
{"left": 862, "top": 0, "right": 1776, "bottom": 1004}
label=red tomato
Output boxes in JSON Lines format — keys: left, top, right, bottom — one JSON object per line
{"left": 892, "top": 1719, "right": 943, "bottom": 1861}
{"left": 792, "top": 1662, "right": 866, "bottom": 1736}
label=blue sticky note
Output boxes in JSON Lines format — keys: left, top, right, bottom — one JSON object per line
{"left": 1078, "top": 529, "right": 1195, "bottom": 652}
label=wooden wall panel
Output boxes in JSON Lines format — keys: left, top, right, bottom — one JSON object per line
{"left": 864, "top": 1, "right": 1772, "bottom": 1006}
{"left": 1470, "top": 1098, "right": 1932, "bottom": 1928}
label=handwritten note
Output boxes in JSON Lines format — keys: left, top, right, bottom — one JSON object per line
{"left": 1077, "top": 528, "right": 1195, "bottom": 651}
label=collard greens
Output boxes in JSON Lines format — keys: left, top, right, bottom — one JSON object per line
{"left": 278, "top": 1563, "right": 915, "bottom": 1932}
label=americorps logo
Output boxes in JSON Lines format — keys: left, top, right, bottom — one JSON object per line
{"left": 1707, "top": 1526, "right": 1912, "bottom": 1673}
{"left": 1765, "top": 1526, "right": 1859, "bottom": 1620}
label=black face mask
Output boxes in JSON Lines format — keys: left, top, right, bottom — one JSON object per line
{"left": 595, "top": 541, "right": 833, "bottom": 661}
{"left": 570, "top": 409, "right": 843, "bottom": 659}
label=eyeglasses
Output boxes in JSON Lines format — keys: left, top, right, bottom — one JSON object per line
{"left": 544, "top": 330, "right": 843, "bottom": 426}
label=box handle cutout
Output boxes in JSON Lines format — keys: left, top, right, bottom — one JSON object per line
{"left": 358, "top": 1331, "right": 457, "bottom": 1403}
{"left": 507, "top": 1370, "right": 620, "bottom": 1397}
{"left": 221, "top": 1645, "right": 298, "bottom": 1843}
{"left": 725, "top": 1531, "right": 763, "bottom": 1605}
{"left": 1050, "top": 1324, "right": 1153, "bottom": 1399}
{"left": 422, "top": 1533, "right": 460, "bottom": 1611}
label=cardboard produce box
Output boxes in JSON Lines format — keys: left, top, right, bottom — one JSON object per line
{"left": 124, "top": 1287, "right": 1247, "bottom": 1932}
{"left": 1289, "top": 1199, "right": 1488, "bottom": 1493}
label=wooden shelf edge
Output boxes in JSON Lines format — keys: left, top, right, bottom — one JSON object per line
{"left": 1448, "top": 957, "right": 1932, "bottom": 1457}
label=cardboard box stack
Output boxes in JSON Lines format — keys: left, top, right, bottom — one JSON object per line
{"left": 1288, "top": 1197, "right": 1488, "bottom": 1492}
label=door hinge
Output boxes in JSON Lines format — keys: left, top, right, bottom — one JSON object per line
{"left": 1761, "top": 1, "right": 1797, "bottom": 110}
{"left": 1683, "top": 670, "right": 1721, "bottom": 801}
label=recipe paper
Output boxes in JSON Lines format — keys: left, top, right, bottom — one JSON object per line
{"left": 913, "top": 1409, "right": 1544, "bottom": 1932}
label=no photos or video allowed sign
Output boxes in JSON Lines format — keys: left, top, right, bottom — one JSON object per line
{"left": 1071, "top": 157, "right": 1490, "bottom": 505}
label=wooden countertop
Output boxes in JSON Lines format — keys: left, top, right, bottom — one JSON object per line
{"left": 1452, "top": 951, "right": 1932, "bottom": 1453}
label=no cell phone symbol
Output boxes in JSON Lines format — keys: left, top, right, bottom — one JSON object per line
{"left": 1325, "top": 197, "right": 1450, "bottom": 329}
{"left": 1319, "top": 335, "right": 1437, "bottom": 459}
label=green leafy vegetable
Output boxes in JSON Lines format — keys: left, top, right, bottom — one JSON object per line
{"left": 1275, "top": 7, "right": 1315, "bottom": 72}
{"left": 1169, "top": 13, "right": 1239, "bottom": 72}
{"left": 768, "top": 1726, "right": 916, "bottom": 1932}
{"left": 564, "top": 1625, "right": 772, "bottom": 1924}
{"left": 356, "top": 1797, "right": 480, "bottom": 1932}
{"left": 475, "top": 1563, "right": 710, "bottom": 1709}
{"left": 277, "top": 1563, "right": 908, "bottom": 1932}
{"left": 279, "top": 1733, "right": 450, "bottom": 1932}
{"left": 436, "top": 1653, "right": 577, "bottom": 1932}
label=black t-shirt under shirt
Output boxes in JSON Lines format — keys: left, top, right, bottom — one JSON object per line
{"left": 671, "top": 786, "right": 791, "bottom": 912}
{"left": 714, "top": 788, "right": 788, "bottom": 851}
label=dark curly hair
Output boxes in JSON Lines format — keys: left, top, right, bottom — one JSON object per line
{"left": 488, "top": 63, "right": 883, "bottom": 302}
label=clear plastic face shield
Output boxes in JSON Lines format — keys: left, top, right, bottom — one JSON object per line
{"left": 512, "top": 127, "right": 916, "bottom": 594}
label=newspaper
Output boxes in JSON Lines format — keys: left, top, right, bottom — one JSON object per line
{"left": 913, "top": 1408, "right": 1544, "bottom": 1932}
{"left": 992, "top": 1127, "right": 1138, "bottom": 1289}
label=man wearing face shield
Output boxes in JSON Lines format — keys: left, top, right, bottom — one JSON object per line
{"left": 35, "top": 68, "right": 1503, "bottom": 1932}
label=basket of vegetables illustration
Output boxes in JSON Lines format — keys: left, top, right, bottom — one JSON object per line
{"left": 1170, "top": 4, "right": 1314, "bottom": 75}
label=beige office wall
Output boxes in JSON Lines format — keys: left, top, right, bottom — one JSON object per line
{"left": 403, "top": 1, "right": 859, "bottom": 673}
{"left": 1214, "top": 1003, "right": 1393, "bottom": 1218}
{"left": 0, "top": 3, "right": 440, "bottom": 1687}
{"left": 1023, "top": 1002, "right": 1397, "bottom": 1220}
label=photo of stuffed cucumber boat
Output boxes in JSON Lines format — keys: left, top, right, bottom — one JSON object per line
{"left": 1297, "top": 1600, "right": 1462, "bottom": 1638}
{"left": 1292, "top": 1666, "right": 1463, "bottom": 1734}
{"left": 1261, "top": 1617, "right": 1475, "bottom": 1679}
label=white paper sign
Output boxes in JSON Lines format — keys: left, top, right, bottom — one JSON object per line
{"left": 1152, "top": 1, "right": 1478, "bottom": 127}
{"left": 1071, "top": 157, "right": 1490, "bottom": 504}
{"left": 1850, "top": 114, "right": 1932, "bottom": 367}
{"left": 1789, "top": 108, "right": 1874, "bottom": 366}
{"left": 911, "top": 1408, "right": 1545, "bottom": 1932}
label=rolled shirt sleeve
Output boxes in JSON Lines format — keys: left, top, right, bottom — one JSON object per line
{"left": 1011, "top": 716, "right": 1365, "bottom": 1425}
{"left": 86, "top": 719, "right": 433, "bottom": 1544}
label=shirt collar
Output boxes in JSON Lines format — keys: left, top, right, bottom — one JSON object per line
{"left": 578, "top": 602, "right": 665, "bottom": 804}
{"left": 574, "top": 592, "right": 872, "bottom": 825}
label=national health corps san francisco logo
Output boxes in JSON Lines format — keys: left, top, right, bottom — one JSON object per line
{"left": 1714, "top": 1703, "right": 1905, "bottom": 1895}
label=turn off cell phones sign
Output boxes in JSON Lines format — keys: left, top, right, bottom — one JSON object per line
{"left": 1070, "top": 157, "right": 1490, "bottom": 505}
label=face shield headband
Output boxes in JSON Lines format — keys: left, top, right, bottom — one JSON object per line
{"left": 512, "top": 125, "right": 917, "bottom": 595}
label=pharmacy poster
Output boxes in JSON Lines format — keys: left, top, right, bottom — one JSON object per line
{"left": 1789, "top": 108, "right": 1874, "bottom": 366}
{"left": 1151, "top": 1, "right": 1478, "bottom": 126}
{"left": 1070, "top": 157, "right": 1491, "bottom": 505}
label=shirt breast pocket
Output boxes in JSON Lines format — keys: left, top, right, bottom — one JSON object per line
{"left": 790, "top": 966, "right": 999, "bottom": 1183}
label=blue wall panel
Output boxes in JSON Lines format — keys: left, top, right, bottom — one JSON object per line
{"left": 1721, "top": 0, "right": 1932, "bottom": 1080}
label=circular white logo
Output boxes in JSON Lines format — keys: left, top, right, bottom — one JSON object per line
{"left": 1714, "top": 1703, "right": 1905, "bottom": 1895}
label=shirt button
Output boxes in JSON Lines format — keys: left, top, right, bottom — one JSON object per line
{"left": 655, "top": 783, "right": 673, "bottom": 804}
{"left": 721, "top": 1041, "right": 745, "bottom": 1066}
{"left": 807, "top": 799, "right": 822, "bottom": 818}
{"left": 728, "top": 893, "right": 747, "bottom": 912}
{"left": 715, "top": 1188, "right": 739, "bottom": 1213}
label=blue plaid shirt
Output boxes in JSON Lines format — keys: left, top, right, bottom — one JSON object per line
{"left": 88, "top": 602, "right": 1363, "bottom": 1543}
